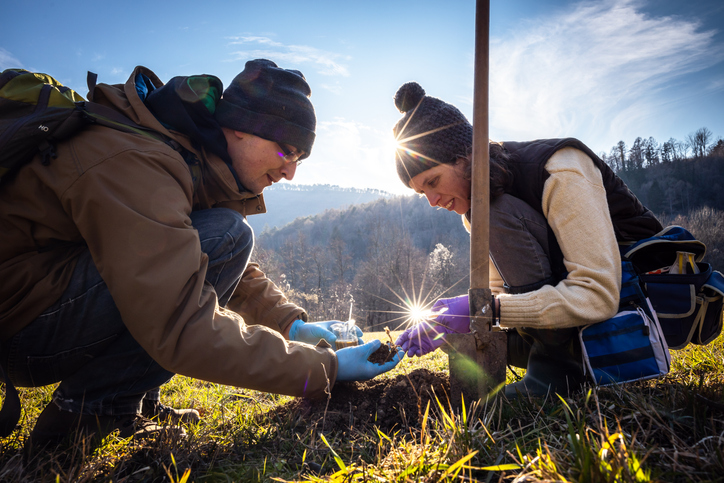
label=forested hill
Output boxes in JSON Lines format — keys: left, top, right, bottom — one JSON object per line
{"left": 255, "top": 194, "right": 472, "bottom": 329}
{"left": 246, "top": 183, "right": 391, "bottom": 234}
{"left": 259, "top": 194, "right": 471, "bottom": 258}
{"left": 614, "top": 155, "right": 724, "bottom": 216}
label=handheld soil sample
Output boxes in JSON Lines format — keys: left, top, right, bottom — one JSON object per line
{"left": 367, "top": 327, "right": 401, "bottom": 365}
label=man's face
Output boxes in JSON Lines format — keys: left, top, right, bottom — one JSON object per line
{"left": 223, "top": 128, "right": 300, "bottom": 194}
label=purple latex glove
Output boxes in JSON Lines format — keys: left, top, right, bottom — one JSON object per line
{"left": 395, "top": 295, "right": 471, "bottom": 357}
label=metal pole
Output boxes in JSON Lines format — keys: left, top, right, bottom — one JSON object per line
{"left": 445, "top": 0, "right": 507, "bottom": 409}
{"left": 470, "top": 0, "right": 491, "bottom": 288}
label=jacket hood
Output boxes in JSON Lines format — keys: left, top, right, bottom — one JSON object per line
{"left": 89, "top": 66, "right": 264, "bottom": 214}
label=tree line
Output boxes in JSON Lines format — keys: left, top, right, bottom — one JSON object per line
{"left": 601, "top": 127, "right": 723, "bottom": 172}
{"left": 254, "top": 131, "right": 724, "bottom": 328}
{"left": 599, "top": 127, "right": 724, "bottom": 217}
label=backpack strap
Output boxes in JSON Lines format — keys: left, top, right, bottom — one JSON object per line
{"left": 87, "top": 71, "right": 98, "bottom": 101}
{"left": 80, "top": 99, "right": 202, "bottom": 191}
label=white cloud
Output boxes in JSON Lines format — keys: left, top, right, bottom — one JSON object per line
{"left": 226, "top": 36, "right": 350, "bottom": 77}
{"left": 708, "top": 78, "right": 724, "bottom": 91}
{"left": 228, "top": 36, "right": 283, "bottom": 47}
{"left": 489, "top": 0, "right": 724, "bottom": 151}
{"left": 110, "top": 67, "right": 127, "bottom": 80}
{"left": 319, "top": 81, "right": 343, "bottom": 95}
{"left": 291, "top": 117, "right": 405, "bottom": 194}
{"left": 0, "top": 48, "right": 22, "bottom": 69}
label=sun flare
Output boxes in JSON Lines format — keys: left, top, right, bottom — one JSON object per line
{"left": 407, "top": 303, "right": 429, "bottom": 325}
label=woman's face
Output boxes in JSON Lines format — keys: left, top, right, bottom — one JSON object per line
{"left": 408, "top": 158, "right": 471, "bottom": 215}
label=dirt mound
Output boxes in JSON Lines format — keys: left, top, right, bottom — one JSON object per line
{"left": 271, "top": 369, "right": 450, "bottom": 433}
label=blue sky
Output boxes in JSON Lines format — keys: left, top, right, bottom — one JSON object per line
{"left": 3, "top": 0, "right": 723, "bottom": 195}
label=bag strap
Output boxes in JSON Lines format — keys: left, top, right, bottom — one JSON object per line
{"left": 703, "top": 270, "right": 724, "bottom": 297}
{"left": 80, "top": 99, "right": 202, "bottom": 190}
{"left": 84, "top": 71, "right": 199, "bottom": 166}
{"left": 87, "top": 71, "right": 98, "bottom": 101}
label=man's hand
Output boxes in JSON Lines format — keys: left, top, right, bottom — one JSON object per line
{"left": 336, "top": 340, "right": 404, "bottom": 381}
{"left": 287, "top": 320, "right": 363, "bottom": 346}
{"left": 395, "top": 294, "right": 471, "bottom": 357}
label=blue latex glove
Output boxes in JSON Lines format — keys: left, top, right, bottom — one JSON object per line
{"left": 395, "top": 295, "right": 471, "bottom": 357}
{"left": 288, "top": 320, "right": 364, "bottom": 346}
{"left": 336, "top": 340, "right": 405, "bottom": 382}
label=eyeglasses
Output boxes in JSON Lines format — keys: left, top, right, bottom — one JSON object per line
{"left": 276, "top": 143, "right": 303, "bottom": 166}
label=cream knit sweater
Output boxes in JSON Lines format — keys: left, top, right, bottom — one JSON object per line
{"left": 470, "top": 147, "right": 622, "bottom": 329}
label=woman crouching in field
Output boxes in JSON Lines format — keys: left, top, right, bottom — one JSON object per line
{"left": 391, "top": 82, "right": 664, "bottom": 398}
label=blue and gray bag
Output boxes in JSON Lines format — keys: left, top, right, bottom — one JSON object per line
{"left": 579, "top": 225, "right": 724, "bottom": 386}
{"left": 623, "top": 226, "right": 724, "bottom": 350}
{"left": 580, "top": 260, "right": 670, "bottom": 385}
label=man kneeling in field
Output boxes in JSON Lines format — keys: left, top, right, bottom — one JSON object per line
{"left": 0, "top": 59, "right": 402, "bottom": 453}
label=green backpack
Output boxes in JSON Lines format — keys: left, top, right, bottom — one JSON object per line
{"left": 0, "top": 69, "right": 192, "bottom": 184}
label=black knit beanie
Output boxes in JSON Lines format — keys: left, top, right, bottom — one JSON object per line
{"left": 392, "top": 82, "right": 473, "bottom": 187}
{"left": 215, "top": 59, "right": 316, "bottom": 159}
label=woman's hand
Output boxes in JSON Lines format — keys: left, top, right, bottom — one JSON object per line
{"left": 395, "top": 295, "right": 471, "bottom": 357}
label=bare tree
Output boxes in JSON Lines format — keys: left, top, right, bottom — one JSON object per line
{"left": 661, "top": 138, "right": 683, "bottom": 163}
{"left": 329, "top": 236, "right": 350, "bottom": 284}
{"left": 279, "top": 237, "right": 298, "bottom": 288}
{"left": 608, "top": 141, "right": 626, "bottom": 172}
{"left": 687, "top": 127, "right": 713, "bottom": 159}
{"left": 308, "top": 246, "right": 326, "bottom": 293}
{"left": 616, "top": 140, "right": 627, "bottom": 171}
{"left": 710, "top": 138, "right": 724, "bottom": 158}
{"left": 296, "top": 232, "right": 311, "bottom": 292}
{"left": 662, "top": 137, "right": 688, "bottom": 161}
{"left": 601, "top": 152, "right": 615, "bottom": 172}
{"left": 675, "top": 138, "right": 689, "bottom": 161}
{"left": 629, "top": 137, "right": 644, "bottom": 170}
{"left": 644, "top": 136, "right": 659, "bottom": 167}
{"left": 661, "top": 139, "right": 674, "bottom": 163}
{"left": 428, "top": 243, "right": 455, "bottom": 297}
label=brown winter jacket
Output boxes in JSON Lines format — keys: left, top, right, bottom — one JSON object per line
{"left": 0, "top": 66, "right": 337, "bottom": 398}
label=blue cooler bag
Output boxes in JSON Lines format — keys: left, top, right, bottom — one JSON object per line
{"left": 579, "top": 262, "right": 671, "bottom": 385}
{"left": 623, "top": 226, "right": 724, "bottom": 349}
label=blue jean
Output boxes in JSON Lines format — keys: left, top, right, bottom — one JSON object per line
{"left": 4, "top": 208, "right": 253, "bottom": 416}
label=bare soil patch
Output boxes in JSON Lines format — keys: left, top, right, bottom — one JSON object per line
{"left": 272, "top": 368, "right": 450, "bottom": 433}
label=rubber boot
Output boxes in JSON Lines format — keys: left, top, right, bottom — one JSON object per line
{"left": 142, "top": 399, "right": 200, "bottom": 424}
{"left": 504, "top": 327, "right": 587, "bottom": 399}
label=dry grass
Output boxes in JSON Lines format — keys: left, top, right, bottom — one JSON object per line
{"left": 1, "top": 325, "right": 723, "bottom": 482}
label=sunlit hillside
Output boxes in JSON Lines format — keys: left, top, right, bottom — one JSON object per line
{"left": 246, "top": 183, "right": 392, "bottom": 234}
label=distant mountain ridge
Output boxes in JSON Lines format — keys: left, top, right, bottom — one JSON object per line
{"left": 246, "top": 183, "right": 393, "bottom": 234}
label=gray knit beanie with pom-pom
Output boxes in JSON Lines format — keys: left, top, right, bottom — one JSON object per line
{"left": 392, "top": 82, "right": 473, "bottom": 187}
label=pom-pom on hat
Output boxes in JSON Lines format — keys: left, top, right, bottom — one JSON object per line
{"left": 215, "top": 59, "right": 316, "bottom": 159}
{"left": 392, "top": 82, "right": 473, "bottom": 187}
